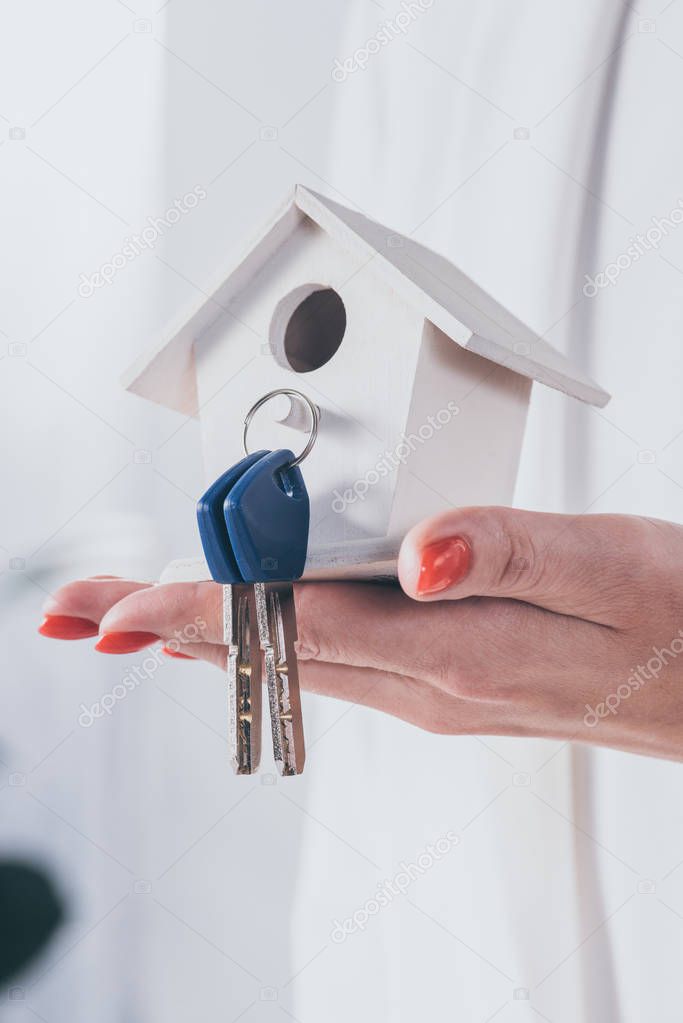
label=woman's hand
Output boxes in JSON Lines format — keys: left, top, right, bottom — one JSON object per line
{"left": 39, "top": 508, "right": 683, "bottom": 761}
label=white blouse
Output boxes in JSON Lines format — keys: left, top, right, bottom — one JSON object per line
{"left": 293, "top": 3, "right": 683, "bottom": 1020}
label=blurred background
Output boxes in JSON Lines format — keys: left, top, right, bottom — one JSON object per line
{"left": 3, "top": 1, "right": 683, "bottom": 1020}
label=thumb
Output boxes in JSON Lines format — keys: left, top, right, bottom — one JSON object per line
{"left": 397, "top": 506, "right": 651, "bottom": 625}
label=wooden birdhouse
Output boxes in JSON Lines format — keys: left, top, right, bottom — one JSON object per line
{"left": 122, "top": 185, "right": 609, "bottom": 580}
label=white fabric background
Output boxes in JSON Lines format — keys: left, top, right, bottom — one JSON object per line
{"left": 2, "top": 1, "right": 683, "bottom": 1020}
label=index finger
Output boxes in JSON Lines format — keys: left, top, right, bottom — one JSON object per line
{"left": 293, "top": 580, "right": 607, "bottom": 702}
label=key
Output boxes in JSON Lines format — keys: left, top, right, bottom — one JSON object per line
{"left": 225, "top": 448, "right": 309, "bottom": 776}
{"left": 196, "top": 387, "right": 317, "bottom": 776}
{"left": 197, "top": 452, "right": 267, "bottom": 775}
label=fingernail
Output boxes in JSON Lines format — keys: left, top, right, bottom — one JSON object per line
{"left": 38, "top": 615, "right": 99, "bottom": 640}
{"left": 95, "top": 631, "right": 160, "bottom": 654}
{"left": 161, "top": 646, "right": 195, "bottom": 660}
{"left": 417, "top": 537, "right": 471, "bottom": 595}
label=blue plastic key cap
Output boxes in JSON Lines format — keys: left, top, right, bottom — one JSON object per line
{"left": 224, "top": 449, "right": 310, "bottom": 584}
{"left": 196, "top": 450, "right": 268, "bottom": 583}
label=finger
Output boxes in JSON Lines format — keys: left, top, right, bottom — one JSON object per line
{"left": 298, "top": 661, "right": 542, "bottom": 737}
{"left": 41, "top": 578, "right": 153, "bottom": 626}
{"left": 397, "top": 506, "right": 655, "bottom": 624}
{"left": 161, "top": 640, "right": 225, "bottom": 668}
{"left": 99, "top": 581, "right": 223, "bottom": 644}
{"left": 300, "top": 659, "right": 466, "bottom": 733}
{"left": 296, "top": 581, "right": 580, "bottom": 699}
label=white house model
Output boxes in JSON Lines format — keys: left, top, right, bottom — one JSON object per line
{"left": 123, "top": 185, "right": 609, "bottom": 580}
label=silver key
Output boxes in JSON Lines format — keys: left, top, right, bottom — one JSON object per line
{"left": 254, "top": 582, "right": 305, "bottom": 776}
{"left": 223, "top": 584, "right": 262, "bottom": 774}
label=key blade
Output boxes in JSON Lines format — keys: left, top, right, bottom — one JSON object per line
{"left": 265, "top": 584, "right": 305, "bottom": 776}
{"left": 254, "top": 583, "right": 285, "bottom": 770}
{"left": 225, "top": 585, "right": 262, "bottom": 775}
{"left": 237, "top": 586, "right": 262, "bottom": 774}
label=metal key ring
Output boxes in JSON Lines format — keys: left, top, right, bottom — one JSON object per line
{"left": 243, "top": 389, "right": 320, "bottom": 468}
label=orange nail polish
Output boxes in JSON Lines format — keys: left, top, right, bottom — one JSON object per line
{"left": 417, "top": 537, "right": 471, "bottom": 595}
{"left": 95, "top": 631, "right": 160, "bottom": 654}
{"left": 38, "top": 615, "right": 99, "bottom": 640}
{"left": 161, "top": 646, "right": 195, "bottom": 660}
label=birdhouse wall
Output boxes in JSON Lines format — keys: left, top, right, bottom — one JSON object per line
{"left": 193, "top": 216, "right": 427, "bottom": 566}
{"left": 387, "top": 321, "right": 532, "bottom": 542}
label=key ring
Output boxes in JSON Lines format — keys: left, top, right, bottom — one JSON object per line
{"left": 243, "top": 389, "right": 320, "bottom": 468}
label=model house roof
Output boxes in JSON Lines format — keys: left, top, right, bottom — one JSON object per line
{"left": 122, "top": 184, "right": 609, "bottom": 416}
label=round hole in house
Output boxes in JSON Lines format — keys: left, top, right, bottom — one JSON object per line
{"left": 270, "top": 284, "right": 346, "bottom": 373}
